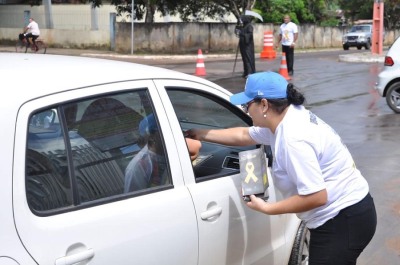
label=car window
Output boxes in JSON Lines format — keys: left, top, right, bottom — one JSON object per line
{"left": 26, "top": 108, "right": 73, "bottom": 211}
{"left": 351, "top": 25, "right": 370, "bottom": 32}
{"left": 166, "top": 88, "right": 263, "bottom": 182}
{"left": 26, "top": 90, "right": 171, "bottom": 214}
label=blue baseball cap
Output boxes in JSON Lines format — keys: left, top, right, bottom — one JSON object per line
{"left": 139, "top": 114, "right": 158, "bottom": 136}
{"left": 230, "top": 71, "right": 288, "bottom": 105}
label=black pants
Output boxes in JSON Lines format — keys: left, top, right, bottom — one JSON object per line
{"left": 239, "top": 43, "right": 256, "bottom": 77}
{"left": 282, "top": 45, "right": 294, "bottom": 73}
{"left": 309, "top": 193, "right": 377, "bottom": 265}
{"left": 25, "top": 33, "right": 39, "bottom": 47}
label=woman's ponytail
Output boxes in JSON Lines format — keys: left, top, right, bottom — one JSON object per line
{"left": 287, "top": 83, "right": 305, "bottom": 105}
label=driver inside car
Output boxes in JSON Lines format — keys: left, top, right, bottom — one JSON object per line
{"left": 124, "top": 114, "right": 201, "bottom": 193}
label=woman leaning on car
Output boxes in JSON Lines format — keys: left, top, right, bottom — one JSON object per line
{"left": 187, "top": 71, "right": 377, "bottom": 265}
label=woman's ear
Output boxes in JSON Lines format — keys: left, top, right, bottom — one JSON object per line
{"left": 261, "top": 99, "right": 269, "bottom": 112}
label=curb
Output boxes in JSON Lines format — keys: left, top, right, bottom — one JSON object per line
{"left": 338, "top": 52, "right": 385, "bottom": 63}
{"left": 1, "top": 46, "right": 386, "bottom": 64}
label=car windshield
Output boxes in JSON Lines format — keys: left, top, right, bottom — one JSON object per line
{"left": 350, "top": 25, "right": 370, "bottom": 32}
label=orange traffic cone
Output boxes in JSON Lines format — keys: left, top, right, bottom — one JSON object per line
{"left": 260, "top": 31, "right": 276, "bottom": 59}
{"left": 278, "top": 52, "right": 291, "bottom": 80}
{"left": 195, "top": 49, "right": 206, "bottom": 76}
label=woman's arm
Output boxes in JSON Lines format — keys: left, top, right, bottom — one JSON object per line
{"left": 246, "top": 189, "right": 327, "bottom": 215}
{"left": 187, "top": 127, "right": 257, "bottom": 146}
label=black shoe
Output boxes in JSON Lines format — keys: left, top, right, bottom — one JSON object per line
{"left": 288, "top": 71, "right": 294, "bottom": 76}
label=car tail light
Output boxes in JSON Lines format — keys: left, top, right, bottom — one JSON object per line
{"left": 384, "top": 56, "right": 394, "bottom": 66}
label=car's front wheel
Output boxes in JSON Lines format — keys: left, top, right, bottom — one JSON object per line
{"left": 343, "top": 44, "right": 349, "bottom": 50}
{"left": 288, "top": 221, "right": 310, "bottom": 265}
{"left": 386, "top": 82, "right": 400, "bottom": 113}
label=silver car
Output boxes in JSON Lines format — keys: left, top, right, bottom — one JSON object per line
{"left": 342, "top": 24, "right": 372, "bottom": 50}
{"left": 375, "top": 36, "right": 400, "bottom": 113}
{"left": 0, "top": 53, "right": 308, "bottom": 265}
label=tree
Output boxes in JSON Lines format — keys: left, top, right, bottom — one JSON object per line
{"left": 383, "top": 0, "right": 400, "bottom": 30}
{"left": 338, "top": 0, "right": 373, "bottom": 23}
{"left": 255, "top": 0, "right": 320, "bottom": 24}
{"left": 91, "top": 0, "right": 257, "bottom": 23}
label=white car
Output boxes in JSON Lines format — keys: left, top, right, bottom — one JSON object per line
{"left": 376, "top": 36, "right": 400, "bottom": 113}
{"left": 0, "top": 53, "right": 307, "bottom": 265}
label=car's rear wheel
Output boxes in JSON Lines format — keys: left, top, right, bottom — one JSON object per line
{"left": 288, "top": 221, "right": 310, "bottom": 265}
{"left": 386, "top": 82, "right": 400, "bottom": 114}
{"left": 357, "top": 45, "right": 362, "bottom": 50}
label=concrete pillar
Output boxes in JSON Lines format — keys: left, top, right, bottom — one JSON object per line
{"left": 110, "top": 13, "right": 116, "bottom": 51}
{"left": 43, "top": 0, "right": 54, "bottom": 28}
{"left": 91, "top": 6, "right": 99, "bottom": 31}
{"left": 23, "top": 10, "right": 30, "bottom": 26}
{"left": 372, "top": 0, "right": 384, "bottom": 55}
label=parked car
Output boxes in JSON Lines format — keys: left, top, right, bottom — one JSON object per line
{"left": 0, "top": 53, "right": 308, "bottom": 265}
{"left": 342, "top": 24, "right": 372, "bottom": 50}
{"left": 375, "top": 36, "right": 400, "bottom": 113}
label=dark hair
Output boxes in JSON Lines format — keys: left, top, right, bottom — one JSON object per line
{"left": 266, "top": 83, "right": 305, "bottom": 114}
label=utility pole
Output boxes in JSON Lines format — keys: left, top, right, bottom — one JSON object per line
{"left": 372, "top": 0, "right": 384, "bottom": 55}
{"left": 131, "top": 0, "right": 135, "bottom": 54}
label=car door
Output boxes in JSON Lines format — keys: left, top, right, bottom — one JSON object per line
{"left": 13, "top": 80, "right": 199, "bottom": 265}
{"left": 154, "top": 79, "right": 288, "bottom": 265}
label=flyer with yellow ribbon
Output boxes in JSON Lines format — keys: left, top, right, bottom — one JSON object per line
{"left": 239, "top": 146, "right": 269, "bottom": 201}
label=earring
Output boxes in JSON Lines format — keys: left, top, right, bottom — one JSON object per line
{"left": 263, "top": 114, "right": 267, "bottom": 118}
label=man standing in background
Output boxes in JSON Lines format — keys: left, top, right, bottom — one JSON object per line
{"left": 238, "top": 15, "right": 256, "bottom": 79}
{"left": 277, "top": 15, "right": 298, "bottom": 76}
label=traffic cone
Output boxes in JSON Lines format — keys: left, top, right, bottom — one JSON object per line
{"left": 195, "top": 49, "right": 206, "bottom": 76}
{"left": 260, "top": 31, "right": 276, "bottom": 59}
{"left": 278, "top": 52, "right": 291, "bottom": 80}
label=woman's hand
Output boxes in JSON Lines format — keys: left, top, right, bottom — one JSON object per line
{"left": 245, "top": 189, "right": 327, "bottom": 215}
{"left": 246, "top": 195, "right": 271, "bottom": 214}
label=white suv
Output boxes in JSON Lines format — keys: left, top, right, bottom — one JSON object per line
{"left": 0, "top": 53, "right": 307, "bottom": 265}
{"left": 375, "top": 36, "right": 400, "bottom": 113}
{"left": 342, "top": 24, "right": 372, "bottom": 50}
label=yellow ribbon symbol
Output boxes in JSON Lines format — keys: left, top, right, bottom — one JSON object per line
{"left": 244, "top": 162, "right": 258, "bottom": 183}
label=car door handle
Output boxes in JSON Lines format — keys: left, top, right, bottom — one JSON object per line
{"left": 55, "top": 248, "right": 94, "bottom": 265}
{"left": 201, "top": 206, "right": 222, "bottom": 220}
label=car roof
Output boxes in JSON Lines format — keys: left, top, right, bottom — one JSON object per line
{"left": 1, "top": 53, "right": 224, "bottom": 104}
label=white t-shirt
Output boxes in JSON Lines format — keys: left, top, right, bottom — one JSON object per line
{"left": 249, "top": 105, "right": 369, "bottom": 229}
{"left": 27, "top": 21, "right": 40, "bottom": 36}
{"left": 279, "top": 22, "right": 298, "bottom": 46}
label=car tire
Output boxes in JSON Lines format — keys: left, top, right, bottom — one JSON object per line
{"left": 343, "top": 44, "right": 349, "bottom": 50}
{"left": 386, "top": 82, "right": 400, "bottom": 114}
{"left": 357, "top": 46, "right": 362, "bottom": 50}
{"left": 288, "top": 221, "right": 310, "bottom": 265}
{"left": 365, "top": 41, "right": 371, "bottom": 50}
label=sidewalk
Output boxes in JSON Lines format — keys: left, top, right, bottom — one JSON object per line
{"left": 0, "top": 45, "right": 386, "bottom": 63}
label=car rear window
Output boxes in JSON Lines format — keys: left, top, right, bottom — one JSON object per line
{"left": 26, "top": 90, "right": 172, "bottom": 214}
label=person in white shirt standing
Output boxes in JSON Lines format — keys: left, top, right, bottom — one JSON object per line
{"left": 277, "top": 15, "right": 298, "bottom": 76}
{"left": 187, "top": 71, "right": 377, "bottom": 265}
{"left": 24, "top": 17, "right": 40, "bottom": 51}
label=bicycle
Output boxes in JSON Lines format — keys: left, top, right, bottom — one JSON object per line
{"left": 16, "top": 34, "right": 47, "bottom": 54}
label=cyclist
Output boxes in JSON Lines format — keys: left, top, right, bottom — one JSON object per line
{"left": 24, "top": 18, "right": 40, "bottom": 51}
